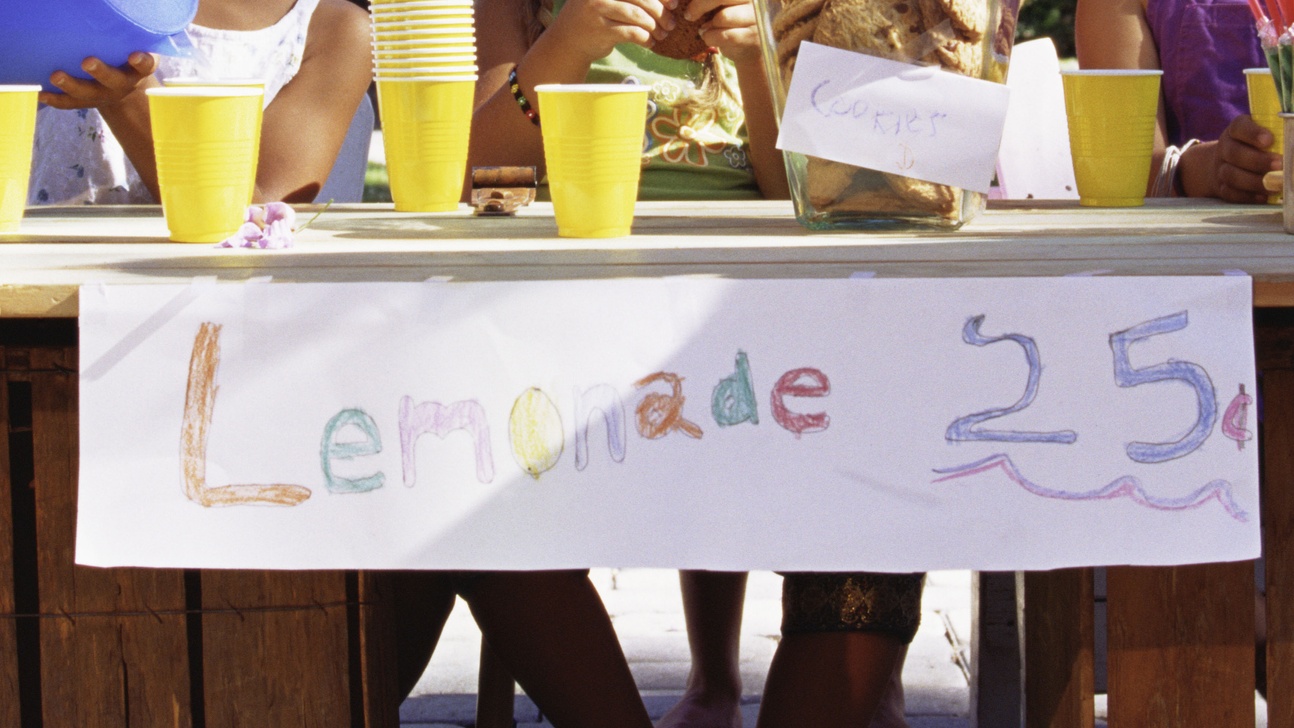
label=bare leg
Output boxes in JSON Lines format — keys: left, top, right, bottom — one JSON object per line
{"left": 755, "top": 631, "right": 904, "bottom": 728}
{"left": 459, "top": 569, "right": 652, "bottom": 728}
{"left": 869, "top": 643, "right": 910, "bottom": 728}
{"left": 390, "top": 570, "right": 460, "bottom": 700}
{"left": 658, "top": 570, "right": 748, "bottom": 728}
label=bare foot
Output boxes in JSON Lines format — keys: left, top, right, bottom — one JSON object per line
{"left": 655, "top": 691, "right": 743, "bottom": 728}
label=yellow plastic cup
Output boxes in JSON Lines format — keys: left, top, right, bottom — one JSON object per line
{"left": 1246, "top": 67, "right": 1284, "bottom": 203}
{"left": 1061, "top": 69, "right": 1162, "bottom": 207}
{"left": 160, "top": 78, "right": 266, "bottom": 182}
{"left": 146, "top": 87, "right": 264, "bottom": 243}
{"left": 0, "top": 85, "right": 40, "bottom": 233}
{"left": 376, "top": 79, "right": 474, "bottom": 212}
{"left": 535, "top": 84, "right": 648, "bottom": 237}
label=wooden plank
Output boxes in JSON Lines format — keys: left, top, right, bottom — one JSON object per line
{"left": 7, "top": 202, "right": 1294, "bottom": 317}
{"left": 356, "top": 572, "right": 400, "bottom": 728}
{"left": 970, "top": 571, "right": 1021, "bottom": 728}
{"left": 1256, "top": 281, "right": 1294, "bottom": 308}
{"left": 1106, "top": 563, "right": 1255, "bottom": 727}
{"left": 1018, "top": 569, "right": 1093, "bottom": 728}
{"left": 1261, "top": 368, "right": 1294, "bottom": 728}
{"left": 28, "top": 344, "right": 192, "bottom": 727}
{"left": 200, "top": 569, "right": 352, "bottom": 727}
{"left": 0, "top": 350, "right": 22, "bottom": 728}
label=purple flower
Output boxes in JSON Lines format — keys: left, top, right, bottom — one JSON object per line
{"left": 218, "top": 221, "right": 266, "bottom": 249}
{"left": 260, "top": 218, "right": 293, "bottom": 249}
{"left": 217, "top": 204, "right": 298, "bottom": 249}
{"left": 264, "top": 202, "right": 296, "bottom": 229}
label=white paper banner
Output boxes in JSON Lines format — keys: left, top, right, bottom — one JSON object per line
{"left": 76, "top": 277, "right": 1258, "bottom": 571}
{"left": 777, "top": 42, "right": 1010, "bottom": 192}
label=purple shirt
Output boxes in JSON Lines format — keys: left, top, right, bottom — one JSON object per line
{"left": 1145, "top": 0, "right": 1267, "bottom": 145}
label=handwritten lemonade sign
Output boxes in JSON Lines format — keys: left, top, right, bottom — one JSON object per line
{"left": 75, "top": 277, "right": 1258, "bottom": 571}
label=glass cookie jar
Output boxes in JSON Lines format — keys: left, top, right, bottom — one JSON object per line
{"left": 753, "top": 0, "right": 1018, "bottom": 230}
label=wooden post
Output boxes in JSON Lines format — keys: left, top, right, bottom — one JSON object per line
{"left": 356, "top": 572, "right": 400, "bottom": 728}
{"left": 0, "top": 326, "right": 390, "bottom": 727}
{"left": 0, "top": 352, "right": 21, "bottom": 728}
{"left": 971, "top": 571, "right": 1021, "bottom": 728}
{"left": 1261, "top": 368, "right": 1294, "bottom": 727}
{"left": 199, "top": 569, "right": 352, "bottom": 727}
{"left": 1018, "top": 569, "right": 1093, "bottom": 728}
{"left": 27, "top": 344, "right": 192, "bottom": 727}
{"left": 1106, "top": 562, "right": 1255, "bottom": 727}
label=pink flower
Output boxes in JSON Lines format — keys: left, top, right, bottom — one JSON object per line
{"left": 218, "top": 203, "right": 298, "bottom": 249}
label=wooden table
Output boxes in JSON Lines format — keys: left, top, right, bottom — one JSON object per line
{"left": 0, "top": 199, "right": 1289, "bottom": 727}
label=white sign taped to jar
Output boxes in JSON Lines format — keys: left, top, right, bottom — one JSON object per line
{"left": 777, "top": 41, "right": 1011, "bottom": 192}
{"left": 75, "top": 276, "right": 1258, "bottom": 572}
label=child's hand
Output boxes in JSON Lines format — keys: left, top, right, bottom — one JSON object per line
{"left": 1193, "top": 115, "right": 1281, "bottom": 203}
{"left": 689, "top": 0, "right": 761, "bottom": 65}
{"left": 547, "top": 0, "right": 678, "bottom": 64}
{"left": 39, "top": 52, "right": 159, "bottom": 111}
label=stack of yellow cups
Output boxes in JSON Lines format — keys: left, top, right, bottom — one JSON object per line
{"left": 0, "top": 85, "right": 40, "bottom": 233}
{"left": 370, "top": 0, "right": 477, "bottom": 212}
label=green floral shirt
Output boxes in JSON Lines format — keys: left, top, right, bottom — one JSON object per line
{"left": 547, "top": 0, "right": 762, "bottom": 200}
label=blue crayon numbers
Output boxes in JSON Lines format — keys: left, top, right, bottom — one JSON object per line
{"left": 946, "top": 315, "right": 1078, "bottom": 444}
{"left": 947, "top": 311, "right": 1222, "bottom": 464}
{"left": 1110, "top": 311, "right": 1218, "bottom": 463}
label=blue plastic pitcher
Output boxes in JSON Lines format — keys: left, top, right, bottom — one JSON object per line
{"left": 0, "top": 0, "right": 198, "bottom": 90}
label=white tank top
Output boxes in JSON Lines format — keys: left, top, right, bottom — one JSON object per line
{"left": 28, "top": 0, "right": 321, "bottom": 205}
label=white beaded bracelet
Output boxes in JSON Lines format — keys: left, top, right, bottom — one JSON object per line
{"left": 1151, "top": 138, "right": 1201, "bottom": 197}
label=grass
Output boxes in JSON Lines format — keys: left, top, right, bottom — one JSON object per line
{"left": 364, "top": 161, "right": 392, "bottom": 203}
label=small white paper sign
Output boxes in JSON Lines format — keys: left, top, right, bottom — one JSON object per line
{"left": 995, "top": 38, "right": 1078, "bottom": 199}
{"left": 777, "top": 42, "right": 1011, "bottom": 192}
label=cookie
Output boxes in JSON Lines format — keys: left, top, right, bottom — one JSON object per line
{"left": 933, "top": 38, "right": 984, "bottom": 76}
{"left": 655, "top": 0, "right": 719, "bottom": 60}
{"left": 812, "top": 0, "right": 928, "bottom": 62}
{"left": 992, "top": 0, "right": 1019, "bottom": 57}
{"left": 884, "top": 174, "right": 960, "bottom": 218}
{"left": 776, "top": 19, "right": 819, "bottom": 73}
{"left": 806, "top": 156, "right": 858, "bottom": 207}
{"left": 829, "top": 186, "right": 918, "bottom": 213}
{"left": 773, "top": 0, "right": 827, "bottom": 38}
{"left": 916, "top": 0, "right": 988, "bottom": 42}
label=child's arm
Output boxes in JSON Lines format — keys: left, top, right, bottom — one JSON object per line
{"left": 1076, "top": 0, "right": 1273, "bottom": 202}
{"left": 1074, "top": 0, "right": 1170, "bottom": 196}
{"left": 469, "top": 0, "right": 677, "bottom": 186}
{"left": 255, "top": 0, "right": 372, "bottom": 203}
{"left": 39, "top": 53, "right": 163, "bottom": 201}
{"left": 689, "top": 0, "right": 789, "bottom": 199}
{"left": 37, "top": 0, "right": 370, "bottom": 205}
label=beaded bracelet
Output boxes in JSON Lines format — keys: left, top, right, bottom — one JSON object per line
{"left": 508, "top": 65, "right": 539, "bottom": 127}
